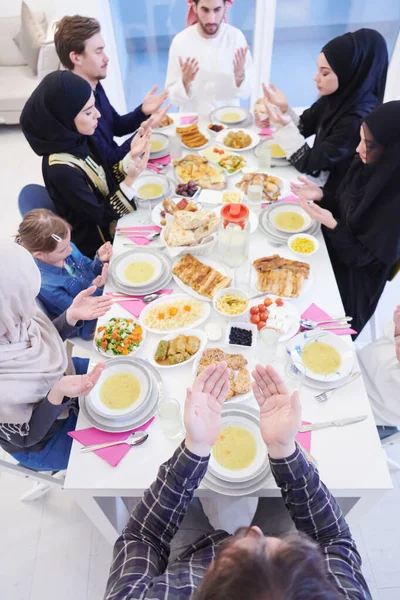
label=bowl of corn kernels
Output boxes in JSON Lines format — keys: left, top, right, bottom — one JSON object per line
{"left": 287, "top": 233, "right": 320, "bottom": 257}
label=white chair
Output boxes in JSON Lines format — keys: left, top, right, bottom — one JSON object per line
{"left": 0, "top": 455, "right": 65, "bottom": 501}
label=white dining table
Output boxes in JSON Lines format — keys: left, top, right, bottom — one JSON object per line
{"left": 64, "top": 115, "right": 392, "bottom": 545}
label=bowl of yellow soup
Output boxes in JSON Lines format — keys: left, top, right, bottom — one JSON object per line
{"left": 214, "top": 106, "right": 248, "bottom": 125}
{"left": 268, "top": 204, "right": 312, "bottom": 234}
{"left": 87, "top": 358, "right": 152, "bottom": 418}
{"left": 288, "top": 233, "right": 320, "bottom": 257}
{"left": 133, "top": 174, "right": 170, "bottom": 201}
{"left": 115, "top": 251, "right": 163, "bottom": 288}
{"left": 149, "top": 132, "right": 169, "bottom": 156}
{"left": 289, "top": 330, "right": 354, "bottom": 382}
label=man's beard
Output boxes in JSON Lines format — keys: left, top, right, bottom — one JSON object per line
{"left": 198, "top": 20, "right": 221, "bottom": 36}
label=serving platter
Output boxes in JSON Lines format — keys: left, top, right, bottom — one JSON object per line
{"left": 139, "top": 293, "right": 211, "bottom": 334}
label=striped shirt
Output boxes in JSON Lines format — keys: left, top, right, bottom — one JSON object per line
{"left": 105, "top": 442, "right": 370, "bottom": 599}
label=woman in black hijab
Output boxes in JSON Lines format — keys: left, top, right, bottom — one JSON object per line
{"left": 263, "top": 29, "right": 388, "bottom": 209}
{"left": 292, "top": 101, "right": 400, "bottom": 336}
{"left": 20, "top": 71, "right": 150, "bottom": 258}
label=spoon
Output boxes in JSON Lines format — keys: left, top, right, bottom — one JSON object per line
{"left": 80, "top": 432, "right": 149, "bottom": 453}
{"left": 111, "top": 292, "right": 162, "bottom": 304}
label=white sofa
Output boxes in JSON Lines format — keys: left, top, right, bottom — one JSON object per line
{"left": 0, "top": 12, "right": 59, "bottom": 125}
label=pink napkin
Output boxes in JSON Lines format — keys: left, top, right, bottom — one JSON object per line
{"left": 149, "top": 154, "right": 171, "bottom": 166}
{"left": 301, "top": 303, "right": 357, "bottom": 336}
{"left": 107, "top": 289, "right": 174, "bottom": 318}
{"left": 180, "top": 115, "right": 198, "bottom": 125}
{"left": 69, "top": 417, "right": 155, "bottom": 467}
{"left": 259, "top": 127, "right": 273, "bottom": 138}
{"left": 118, "top": 225, "right": 162, "bottom": 246}
{"left": 261, "top": 195, "right": 299, "bottom": 209}
{"left": 296, "top": 421, "right": 311, "bottom": 453}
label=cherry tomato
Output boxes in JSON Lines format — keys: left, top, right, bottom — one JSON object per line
{"left": 264, "top": 298, "right": 273, "bottom": 307}
{"left": 275, "top": 298, "right": 284, "bottom": 307}
{"left": 259, "top": 314, "right": 267, "bottom": 324}
{"left": 250, "top": 306, "right": 259, "bottom": 315}
{"left": 259, "top": 305, "right": 266, "bottom": 313}
{"left": 258, "top": 304, "right": 265, "bottom": 312}
{"left": 257, "top": 321, "right": 265, "bottom": 330}
{"left": 250, "top": 314, "right": 260, "bottom": 324}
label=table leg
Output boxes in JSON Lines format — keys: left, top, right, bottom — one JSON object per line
{"left": 69, "top": 493, "right": 130, "bottom": 545}
{"left": 340, "top": 490, "right": 388, "bottom": 529}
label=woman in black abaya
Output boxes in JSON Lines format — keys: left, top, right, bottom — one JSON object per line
{"left": 263, "top": 29, "right": 388, "bottom": 208}
{"left": 292, "top": 101, "right": 400, "bottom": 336}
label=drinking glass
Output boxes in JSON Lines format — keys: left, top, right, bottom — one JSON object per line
{"left": 284, "top": 362, "right": 306, "bottom": 395}
{"left": 257, "top": 144, "right": 272, "bottom": 170}
{"left": 169, "top": 134, "right": 182, "bottom": 160}
{"left": 258, "top": 326, "right": 281, "bottom": 364}
{"left": 158, "top": 398, "right": 185, "bottom": 440}
{"left": 247, "top": 184, "right": 263, "bottom": 214}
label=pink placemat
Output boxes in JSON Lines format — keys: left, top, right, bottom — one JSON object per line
{"left": 107, "top": 289, "right": 173, "bottom": 318}
{"left": 261, "top": 195, "right": 299, "bottom": 209}
{"left": 296, "top": 421, "right": 311, "bottom": 453}
{"left": 69, "top": 417, "right": 155, "bottom": 467}
{"left": 117, "top": 225, "right": 162, "bottom": 246}
{"left": 301, "top": 303, "right": 357, "bottom": 336}
{"left": 180, "top": 115, "right": 198, "bottom": 125}
{"left": 259, "top": 127, "right": 273, "bottom": 138}
{"left": 149, "top": 155, "right": 171, "bottom": 166}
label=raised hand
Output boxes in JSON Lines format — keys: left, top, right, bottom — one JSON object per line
{"left": 262, "top": 82, "right": 288, "bottom": 113}
{"left": 252, "top": 364, "right": 301, "bottom": 459}
{"left": 92, "top": 263, "right": 109, "bottom": 288}
{"left": 141, "top": 84, "right": 169, "bottom": 116}
{"left": 179, "top": 57, "right": 199, "bottom": 94}
{"left": 142, "top": 104, "right": 172, "bottom": 131}
{"left": 184, "top": 362, "right": 230, "bottom": 456}
{"left": 66, "top": 286, "right": 112, "bottom": 326}
{"left": 233, "top": 45, "right": 249, "bottom": 86}
{"left": 263, "top": 101, "right": 290, "bottom": 127}
{"left": 97, "top": 241, "right": 112, "bottom": 263}
{"left": 48, "top": 363, "right": 105, "bottom": 405}
{"left": 125, "top": 139, "right": 151, "bottom": 184}
{"left": 290, "top": 176, "right": 324, "bottom": 202}
{"left": 299, "top": 197, "right": 337, "bottom": 229}
{"left": 130, "top": 126, "right": 152, "bottom": 159}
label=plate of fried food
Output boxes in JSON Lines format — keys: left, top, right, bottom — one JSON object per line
{"left": 176, "top": 124, "right": 210, "bottom": 149}
{"left": 235, "top": 172, "right": 283, "bottom": 202}
{"left": 156, "top": 114, "right": 174, "bottom": 130}
{"left": 150, "top": 329, "right": 207, "bottom": 369}
{"left": 251, "top": 254, "right": 313, "bottom": 299}
{"left": 161, "top": 208, "right": 220, "bottom": 257}
{"left": 172, "top": 253, "right": 232, "bottom": 301}
{"left": 216, "top": 128, "right": 260, "bottom": 152}
{"left": 152, "top": 197, "right": 202, "bottom": 227}
{"left": 192, "top": 346, "right": 254, "bottom": 402}
{"left": 174, "top": 155, "right": 227, "bottom": 190}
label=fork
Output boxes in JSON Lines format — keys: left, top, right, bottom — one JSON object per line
{"left": 314, "top": 372, "right": 361, "bottom": 404}
{"left": 116, "top": 231, "right": 160, "bottom": 240}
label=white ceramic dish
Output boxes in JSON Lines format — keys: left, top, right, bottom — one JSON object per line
{"left": 216, "top": 128, "right": 261, "bottom": 153}
{"left": 148, "top": 328, "right": 208, "bottom": 370}
{"left": 151, "top": 200, "right": 202, "bottom": 228}
{"left": 199, "top": 147, "right": 247, "bottom": 176}
{"left": 133, "top": 173, "right": 170, "bottom": 201}
{"left": 214, "top": 106, "right": 248, "bottom": 125}
{"left": 289, "top": 330, "right": 354, "bottom": 383}
{"left": 114, "top": 251, "right": 163, "bottom": 288}
{"left": 225, "top": 321, "right": 257, "bottom": 350}
{"left": 172, "top": 256, "right": 232, "bottom": 302}
{"left": 251, "top": 254, "right": 314, "bottom": 299}
{"left": 213, "top": 287, "right": 249, "bottom": 318}
{"left": 181, "top": 130, "right": 210, "bottom": 151}
{"left": 139, "top": 293, "right": 211, "bottom": 334}
{"left": 212, "top": 205, "right": 257, "bottom": 234}
{"left": 87, "top": 359, "right": 152, "bottom": 418}
{"left": 150, "top": 132, "right": 169, "bottom": 156}
{"left": 268, "top": 204, "right": 312, "bottom": 234}
{"left": 248, "top": 295, "right": 300, "bottom": 342}
{"left": 93, "top": 314, "right": 146, "bottom": 359}
{"left": 160, "top": 226, "right": 217, "bottom": 258}
{"left": 287, "top": 233, "right": 320, "bottom": 257}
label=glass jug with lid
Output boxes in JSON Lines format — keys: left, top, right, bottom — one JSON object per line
{"left": 217, "top": 203, "right": 250, "bottom": 268}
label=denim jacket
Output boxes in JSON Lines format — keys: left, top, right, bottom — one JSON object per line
{"left": 35, "top": 243, "right": 104, "bottom": 340}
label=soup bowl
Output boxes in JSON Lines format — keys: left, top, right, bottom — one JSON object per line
{"left": 268, "top": 204, "right": 312, "bottom": 234}
{"left": 133, "top": 173, "right": 170, "bottom": 201}
{"left": 149, "top": 132, "right": 169, "bottom": 156}
{"left": 87, "top": 358, "right": 152, "bottom": 419}
{"left": 114, "top": 251, "right": 163, "bottom": 288}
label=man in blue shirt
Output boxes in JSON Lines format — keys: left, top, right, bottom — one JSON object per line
{"left": 54, "top": 15, "right": 169, "bottom": 168}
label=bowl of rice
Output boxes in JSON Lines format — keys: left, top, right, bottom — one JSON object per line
{"left": 288, "top": 233, "right": 319, "bottom": 257}
{"left": 213, "top": 288, "right": 249, "bottom": 318}
{"left": 139, "top": 294, "right": 211, "bottom": 334}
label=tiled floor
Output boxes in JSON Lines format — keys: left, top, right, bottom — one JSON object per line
{"left": 1, "top": 124, "right": 400, "bottom": 599}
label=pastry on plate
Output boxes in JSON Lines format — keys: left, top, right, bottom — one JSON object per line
{"left": 253, "top": 254, "right": 310, "bottom": 298}
{"left": 173, "top": 254, "right": 232, "bottom": 299}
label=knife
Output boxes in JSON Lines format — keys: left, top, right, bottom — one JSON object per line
{"left": 299, "top": 415, "right": 368, "bottom": 432}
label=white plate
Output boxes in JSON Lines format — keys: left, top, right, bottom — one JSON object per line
{"left": 114, "top": 251, "right": 163, "bottom": 288}
{"left": 209, "top": 414, "right": 267, "bottom": 481}
{"left": 198, "top": 189, "right": 224, "bottom": 205}
{"left": 93, "top": 314, "right": 146, "bottom": 359}
{"left": 268, "top": 204, "right": 312, "bottom": 234}
{"left": 181, "top": 130, "right": 210, "bottom": 151}
{"left": 151, "top": 199, "right": 202, "bottom": 228}
{"left": 248, "top": 295, "right": 300, "bottom": 342}
{"left": 214, "top": 107, "right": 248, "bottom": 125}
{"left": 87, "top": 358, "right": 152, "bottom": 418}
{"left": 202, "top": 465, "right": 270, "bottom": 496}
{"left": 212, "top": 206, "right": 257, "bottom": 234}
{"left": 289, "top": 330, "right": 354, "bottom": 382}
{"left": 172, "top": 255, "right": 232, "bottom": 302}
{"left": 148, "top": 328, "right": 208, "bottom": 370}
{"left": 160, "top": 226, "right": 217, "bottom": 258}
{"left": 251, "top": 257, "right": 314, "bottom": 299}
{"left": 133, "top": 174, "right": 170, "bottom": 201}
{"left": 199, "top": 147, "right": 247, "bottom": 176}
{"left": 139, "top": 293, "right": 211, "bottom": 334}
{"left": 192, "top": 344, "right": 256, "bottom": 403}
{"left": 216, "top": 128, "right": 261, "bottom": 153}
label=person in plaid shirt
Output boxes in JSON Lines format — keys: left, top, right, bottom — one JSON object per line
{"left": 105, "top": 362, "right": 370, "bottom": 600}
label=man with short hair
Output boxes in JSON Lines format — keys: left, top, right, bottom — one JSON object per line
{"left": 105, "top": 363, "right": 370, "bottom": 599}
{"left": 54, "top": 16, "right": 169, "bottom": 168}
{"left": 165, "top": 0, "right": 253, "bottom": 117}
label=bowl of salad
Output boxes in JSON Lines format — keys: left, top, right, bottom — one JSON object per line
{"left": 94, "top": 317, "right": 145, "bottom": 358}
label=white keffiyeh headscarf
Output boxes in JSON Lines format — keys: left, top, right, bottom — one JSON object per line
{"left": 0, "top": 240, "right": 69, "bottom": 424}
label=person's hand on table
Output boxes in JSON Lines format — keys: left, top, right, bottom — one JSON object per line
{"left": 92, "top": 263, "right": 109, "bottom": 288}
{"left": 142, "top": 104, "right": 171, "bottom": 131}
{"left": 179, "top": 57, "right": 199, "bottom": 95}
{"left": 262, "top": 82, "right": 289, "bottom": 113}
{"left": 233, "top": 45, "right": 249, "bottom": 87}
{"left": 252, "top": 365, "right": 301, "bottom": 459}
{"left": 299, "top": 197, "right": 337, "bottom": 230}
{"left": 141, "top": 84, "right": 169, "bottom": 116}
{"left": 290, "top": 176, "right": 324, "bottom": 202}
{"left": 184, "top": 362, "right": 230, "bottom": 457}
{"left": 97, "top": 241, "right": 112, "bottom": 262}
{"left": 125, "top": 141, "right": 151, "bottom": 187}
{"left": 66, "top": 286, "right": 112, "bottom": 326}
{"left": 130, "top": 126, "right": 152, "bottom": 160}
{"left": 48, "top": 363, "right": 105, "bottom": 405}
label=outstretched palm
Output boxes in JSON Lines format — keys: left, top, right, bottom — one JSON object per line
{"left": 252, "top": 365, "right": 301, "bottom": 450}
{"left": 290, "top": 176, "right": 324, "bottom": 202}
{"left": 184, "top": 362, "right": 230, "bottom": 449}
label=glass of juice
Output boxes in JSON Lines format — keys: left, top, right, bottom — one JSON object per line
{"left": 158, "top": 398, "right": 185, "bottom": 440}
